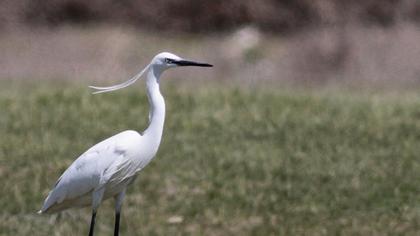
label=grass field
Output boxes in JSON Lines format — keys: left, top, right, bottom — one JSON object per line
{"left": 1, "top": 82, "right": 420, "bottom": 235}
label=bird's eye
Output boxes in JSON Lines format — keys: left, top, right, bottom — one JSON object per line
{"left": 165, "top": 58, "right": 173, "bottom": 64}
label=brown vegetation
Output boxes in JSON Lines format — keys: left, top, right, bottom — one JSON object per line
{"left": 1, "top": 1, "right": 419, "bottom": 85}
{"left": 1, "top": 0, "right": 419, "bottom": 33}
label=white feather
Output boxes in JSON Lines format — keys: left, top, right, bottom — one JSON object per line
{"left": 38, "top": 51, "right": 212, "bottom": 230}
{"left": 39, "top": 130, "right": 152, "bottom": 213}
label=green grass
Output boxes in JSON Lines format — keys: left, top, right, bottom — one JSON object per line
{"left": 1, "top": 82, "right": 420, "bottom": 235}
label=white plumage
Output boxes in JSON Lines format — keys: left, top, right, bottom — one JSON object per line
{"left": 40, "top": 130, "right": 145, "bottom": 213}
{"left": 38, "top": 52, "right": 212, "bottom": 236}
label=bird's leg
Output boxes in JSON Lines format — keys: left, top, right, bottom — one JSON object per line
{"left": 88, "top": 210, "right": 97, "bottom": 236}
{"left": 114, "top": 212, "right": 121, "bottom": 236}
{"left": 89, "top": 188, "right": 105, "bottom": 236}
{"left": 114, "top": 189, "right": 126, "bottom": 236}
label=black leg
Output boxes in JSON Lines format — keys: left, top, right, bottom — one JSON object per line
{"left": 114, "top": 212, "right": 121, "bottom": 236}
{"left": 88, "top": 211, "right": 97, "bottom": 236}
{"left": 114, "top": 189, "right": 126, "bottom": 236}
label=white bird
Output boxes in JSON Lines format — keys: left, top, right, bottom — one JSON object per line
{"left": 38, "top": 52, "right": 212, "bottom": 236}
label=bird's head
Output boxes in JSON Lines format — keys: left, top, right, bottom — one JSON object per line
{"left": 152, "top": 52, "right": 213, "bottom": 70}
{"left": 89, "top": 52, "right": 212, "bottom": 94}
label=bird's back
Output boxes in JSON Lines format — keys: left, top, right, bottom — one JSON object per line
{"left": 39, "top": 130, "right": 143, "bottom": 214}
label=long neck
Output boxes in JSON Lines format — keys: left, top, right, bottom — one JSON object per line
{"left": 143, "top": 66, "right": 165, "bottom": 146}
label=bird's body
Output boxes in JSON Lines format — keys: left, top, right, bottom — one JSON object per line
{"left": 38, "top": 52, "right": 212, "bottom": 236}
{"left": 40, "top": 130, "right": 143, "bottom": 213}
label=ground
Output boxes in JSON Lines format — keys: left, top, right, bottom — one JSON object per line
{"left": 1, "top": 81, "right": 420, "bottom": 235}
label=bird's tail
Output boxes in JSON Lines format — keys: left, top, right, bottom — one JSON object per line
{"left": 38, "top": 198, "right": 51, "bottom": 214}
{"left": 38, "top": 190, "right": 57, "bottom": 214}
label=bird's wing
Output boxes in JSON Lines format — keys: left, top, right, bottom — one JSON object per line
{"left": 39, "top": 130, "right": 142, "bottom": 213}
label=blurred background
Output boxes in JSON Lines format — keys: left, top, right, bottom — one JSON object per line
{"left": 1, "top": 0, "right": 419, "bottom": 85}
{"left": 1, "top": 1, "right": 420, "bottom": 235}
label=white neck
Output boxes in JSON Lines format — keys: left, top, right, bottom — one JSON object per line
{"left": 143, "top": 66, "right": 165, "bottom": 148}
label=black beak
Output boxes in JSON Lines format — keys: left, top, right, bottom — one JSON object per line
{"left": 174, "top": 60, "right": 213, "bottom": 67}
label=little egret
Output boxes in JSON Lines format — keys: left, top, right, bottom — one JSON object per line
{"left": 38, "top": 52, "right": 212, "bottom": 236}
